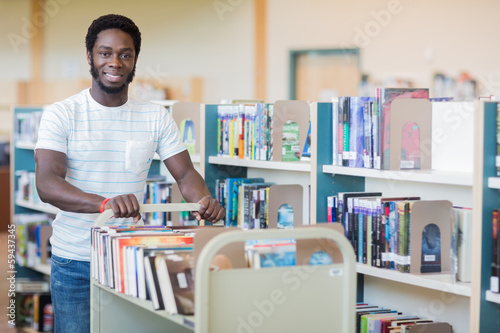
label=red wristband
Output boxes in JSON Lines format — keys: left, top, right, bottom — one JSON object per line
{"left": 100, "top": 198, "right": 110, "bottom": 213}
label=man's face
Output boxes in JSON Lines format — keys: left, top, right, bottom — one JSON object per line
{"left": 87, "top": 28, "right": 137, "bottom": 95}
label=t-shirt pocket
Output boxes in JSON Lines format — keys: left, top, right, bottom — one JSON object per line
{"left": 125, "top": 140, "right": 154, "bottom": 175}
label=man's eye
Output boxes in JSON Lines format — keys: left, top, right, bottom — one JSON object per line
{"left": 100, "top": 52, "right": 109, "bottom": 57}
{"left": 121, "top": 54, "right": 131, "bottom": 59}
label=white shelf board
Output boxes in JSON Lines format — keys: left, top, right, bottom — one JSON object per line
{"left": 209, "top": 156, "right": 311, "bottom": 172}
{"left": 486, "top": 290, "right": 500, "bottom": 304}
{"left": 357, "top": 263, "right": 471, "bottom": 297}
{"left": 323, "top": 165, "right": 472, "bottom": 186}
{"left": 15, "top": 141, "right": 36, "bottom": 150}
{"left": 488, "top": 177, "right": 500, "bottom": 189}
{"left": 93, "top": 281, "right": 194, "bottom": 329}
{"left": 16, "top": 200, "right": 58, "bottom": 215}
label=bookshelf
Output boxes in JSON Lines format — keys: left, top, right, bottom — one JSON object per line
{"left": 471, "top": 101, "right": 500, "bottom": 331}
{"left": 11, "top": 106, "right": 55, "bottom": 281}
{"left": 311, "top": 100, "right": 473, "bottom": 332}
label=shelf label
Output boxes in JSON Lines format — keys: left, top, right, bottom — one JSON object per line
{"left": 329, "top": 267, "right": 343, "bottom": 277}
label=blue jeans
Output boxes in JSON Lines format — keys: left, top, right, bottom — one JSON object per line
{"left": 51, "top": 254, "right": 90, "bottom": 333}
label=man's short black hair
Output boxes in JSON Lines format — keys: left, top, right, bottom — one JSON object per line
{"left": 85, "top": 14, "right": 141, "bottom": 57}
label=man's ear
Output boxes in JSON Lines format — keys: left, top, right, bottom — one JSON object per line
{"left": 86, "top": 50, "right": 92, "bottom": 65}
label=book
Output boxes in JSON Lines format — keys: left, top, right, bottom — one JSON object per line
{"left": 300, "top": 120, "right": 311, "bottom": 161}
{"left": 155, "top": 252, "right": 195, "bottom": 315}
{"left": 457, "top": 207, "right": 472, "bottom": 282}
{"left": 144, "top": 255, "right": 164, "bottom": 310}
{"left": 378, "top": 88, "right": 429, "bottom": 170}
{"left": 491, "top": 209, "right": 500, "bottom": 292}
{"left": 349, "top": 96, "right": 376, "bottom": 168}
{"left": 420, "top": 222, "right": 442, "bottom": 274}
{"left": 282, "top": 120, "right": 300, "bottom": 161}
{"left": 179, "top": 118, "right": 196, "bottom": 154}
{"left": 340, "top": 96, "right": 350, "bottom": 166}
{"left": 224, "top": 178, "right": 264, "bottom": 226}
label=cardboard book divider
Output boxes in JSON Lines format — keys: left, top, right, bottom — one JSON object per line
{"left": 296, "top": 223, "right": 345, "bottom": 264}
{"left": 409, "top": 200, "right": 452, "bottom": 275}
{"left": 266, "top": 184, "right": 303, "bottom": 229}
{"left": 171, "top": 102, "right": 201, "bottom": 155}
{"left": 193, "top": 228, "right": 247, "bottom": 270}
{"left": 389, "top": 98, "right": 432, "bottom": 171}
{"left": 271, "top": 100, "right": 310, "bottom": 161}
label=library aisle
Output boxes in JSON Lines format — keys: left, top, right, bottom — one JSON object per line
{"left": 1, "top": 231, "right": 19, "bottom": 333}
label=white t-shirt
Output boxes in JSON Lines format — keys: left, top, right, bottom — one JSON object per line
{"left": 35, "top": 88, "right": 186, "bottom": 261}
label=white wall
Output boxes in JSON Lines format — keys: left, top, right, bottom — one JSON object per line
{"left": 0, "top": 0, "right": 32, "bottom": 80}
{"left": 267, "top": 0, "right": 500, "bottom": 101}
{"left": 0, "top": 0, "right": 255, "bottom": 103}
{"left": 3, "top": 0, "right": 500, "bottom": 103}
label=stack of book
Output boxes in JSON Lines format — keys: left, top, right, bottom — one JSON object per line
{"left": 327, "top": 192, "right": 472, "bottom": 278}
{"left": 91, "top": 225, "right": 195, "bottom": 315}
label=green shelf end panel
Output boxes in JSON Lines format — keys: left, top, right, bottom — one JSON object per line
{"left": 203, "top": 104, "right": 247, "bottom": 199}
{"left": 315, "top": 102, "right": 365, "bottom": 223}
{"left": 480, "top": 102, "right": 500, "bottom": 331}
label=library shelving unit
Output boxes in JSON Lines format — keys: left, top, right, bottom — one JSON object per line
{"left": 471, "top": 101, "right": 500, "bottom": 331}
{"left": 11, "top": 106, "right": 55, "bottom": 279}
{"left": 200, "top": 100, "right": 472, "bottom": 331}
{"left": 313, "top": 100, "right": 473, "bottom": 333}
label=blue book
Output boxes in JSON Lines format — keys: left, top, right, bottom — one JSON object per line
{"left": 349, "top": 96, "right": 376, "bottom": 168}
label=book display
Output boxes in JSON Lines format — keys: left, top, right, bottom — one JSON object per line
{"left": 12, "top": 96, "right": 500, "bottom": 332}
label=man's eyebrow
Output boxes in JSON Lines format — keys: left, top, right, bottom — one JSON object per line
{"left": 96, "top": 46, "right": 134, "bottom": 53}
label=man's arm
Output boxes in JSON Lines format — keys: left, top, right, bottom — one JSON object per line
{"left": 35, "top": 148, "right": 141, "bottom": 221}
{"left": 164, "top": 150, "right": 225, "bottom": 223}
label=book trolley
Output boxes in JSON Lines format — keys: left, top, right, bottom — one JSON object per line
{"left": 90, "top": 203, "right": 357, "bottom": 333}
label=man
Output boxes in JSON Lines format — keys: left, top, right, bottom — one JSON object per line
{"left": 35, "top": 14, "right": 224, "bottom": 333}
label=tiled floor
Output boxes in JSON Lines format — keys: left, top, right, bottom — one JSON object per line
{"left": 0, "top": 231, "right": 31, "bottom": 333}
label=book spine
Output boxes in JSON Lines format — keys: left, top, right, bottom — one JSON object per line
{"left": 342, "top": 97, "right": 350, "bottom": 167}
{"left": 491, "top": 209, "right": 500, "bottom": 292}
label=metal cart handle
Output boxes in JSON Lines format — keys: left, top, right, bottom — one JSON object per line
{"left": 94, "top": 203, "right": 201, "bottom": 227}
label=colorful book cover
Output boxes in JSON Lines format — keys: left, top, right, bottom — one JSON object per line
{"left": 179, "top": 118, "right": 196, "bottom": 155}
{"left": 491, "top": 209, "right": 500, "bottom": 292}
{"left": 282, "top": 120, "right": 300, "bottom": 161}
{"left": 379, "top": 88, "right": 429, "bottom": 170}
{"left": 349, "top": 96, "right": 376, "bottom": 168}
{"left": 225, "top": 178, "right": 264, "bottom": 226}
{"left": 421, "top": 223, "right": 442, "bottom": 274}
{"left": 340, "top": 96, "right": 350, "bottom": 166}
{"left": 277, "top": 203, "right": 294, "bottom": 229}
{"left": 300, "top": 121, "right": 311, "bottom": 161}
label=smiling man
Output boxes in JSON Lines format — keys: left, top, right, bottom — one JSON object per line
{"left": 34, "top": 14, "right": 224, "bottom": 333}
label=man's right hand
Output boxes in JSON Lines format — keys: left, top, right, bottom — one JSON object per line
{"left": 104, "top": 194, "right": 141, "bottom": 223}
